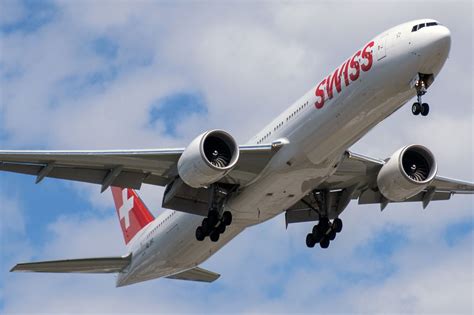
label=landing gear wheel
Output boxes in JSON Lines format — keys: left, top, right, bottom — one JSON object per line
{"left": 210, "top": 230, "right": 220, "bottom": 242}
{"left": 195, "top": 227, "right": 205, "bottom": 241}
{"left": 412, "top": 102, "right": 421, "bottom": 115}
{"left": 208, "top": 210, "right": 219, "bottom": 227}
{"left": 201, "top": 218, "right": 210, "bottom": 235}
{"left": 217, "top": 223, "right": 226, "bottom": 234}
{"left": 222, "top": 211, "right": 232, "bottom": 226}
{"left": 318, "top": 217, "right": 330, "bottom": 231}
{"left": 306, "top": 233, "right": 316, "bottom": 248}
{"left": 328, "top": 229, "right": 337, "bottom": 241}
{"left": 311, "top": 226, "right": 323, "bottom": 243}
{"left": 421, "top": 103, "right": 430, "bottom": 116}
{"left": 332, "top": 218, "right": 343, "bottom": 233}
{"left": 320, "top": 237, "right": 330, "bottom": 249}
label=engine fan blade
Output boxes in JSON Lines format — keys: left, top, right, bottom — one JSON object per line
{"left": 209, "top": 150, "right": 230, "bottom": 168}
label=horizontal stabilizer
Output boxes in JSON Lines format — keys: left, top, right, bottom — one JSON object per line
{"left": 11, "top": 254, "right": 131, "bottom": 274}
{"left": 166, "top": 267, "right": 220, "bottom": 283}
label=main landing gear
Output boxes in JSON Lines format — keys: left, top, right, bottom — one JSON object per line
{"left": 412, "top": 79, "right": 430, "bottom": 116}
{"left": 306, "top": 217, "right": 343, "bottom": 249}
{"left": 302, "top": 189, "right": 345, "bottom": 249}
{"left": 195, "top": 210, "right": 232, "bottom": 243}
{"left": 195, "top": 184, "right": 233, "bottom": 243}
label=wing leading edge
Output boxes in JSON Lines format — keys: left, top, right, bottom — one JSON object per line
{"left": 0, "top": 143, "right": 279, "bottom": 191}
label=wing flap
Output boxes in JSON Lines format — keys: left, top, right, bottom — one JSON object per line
{"left": 11, "top": 254, "right": 131, "bottom": 274}
{"left": 358, "top": 189, "right": 452, "bottom": 204}
{"left": 285, "top": 208, "right": 320, "bottom": 225}
{"left": 165, "top": 267, "right": 220, "bottom": 283}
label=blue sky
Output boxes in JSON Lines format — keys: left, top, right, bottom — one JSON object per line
{"left": 0, "top": 0, "right": 473, "bottom": 314}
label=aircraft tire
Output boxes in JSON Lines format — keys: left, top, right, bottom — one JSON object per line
{"left": 412, "top": 102, "right": 421, "bottom": 115}
{"left": 201, "top": 218, "right": 211, "bottom": 234}
{"left": 312, "top": 227, "right": 323, "bottom": 243}
{"left": 217, "top": 223, "right": 226, "bottom": 234}
{"left": 421, "top": 103, "right": 429, "bottom": 116}
{"left": 306, "top": 233, "right": 316, "bottom": 248}
{"left": 333, "top": 218, "right": 343, "bottom": 233}
{"left": 208, "top": 210, "right": 219, "bottom": 227}
{"left": 320, "top": 237, "right": 330, "bottom": 249}
{"left": 195, "top": 227, "right": 205, "bottom": 241}
{"left": 222, "top": 211, "right": 232, "bottom": 226}
{"left": 319, "top": 217, "right": 330, "bottom": 230}
{"left": 210, "top": 230, "right": 220, "bottom": 242}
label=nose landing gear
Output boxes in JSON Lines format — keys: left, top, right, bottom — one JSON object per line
{"left": 412, "top": 79, "right": 430, "bottom": 116}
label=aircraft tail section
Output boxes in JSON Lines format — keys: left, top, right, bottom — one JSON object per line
{"left": 111, "top": 187, "right": 154, "bottom": 245}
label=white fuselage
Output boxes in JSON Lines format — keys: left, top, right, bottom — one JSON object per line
{"left": 117, "top": 19, "right": 451, "bottom": 287}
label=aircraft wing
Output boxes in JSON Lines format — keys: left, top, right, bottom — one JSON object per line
{"left": 0, "top": 144, "right": 278, "bottom": 191}
{"left": 285, "top": 150, "right": 473, "bottom": 225}
{"left": 10, "top": 254, "right": 131, "bottom": 273}
{"left": 165, "top": 266, "right": 220, "bottom": 283}
{"left": 333, "top": 151, "right": 474, "bottom": 194}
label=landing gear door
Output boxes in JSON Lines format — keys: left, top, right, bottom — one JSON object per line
{"left": 377, "top": 34, "right": 388, "bottom": 61}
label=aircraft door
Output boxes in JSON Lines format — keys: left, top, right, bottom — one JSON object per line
{"left": 377, "top": 34, "right": 388, "bottom": 61}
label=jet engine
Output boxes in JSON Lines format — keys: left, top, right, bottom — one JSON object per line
{"left": 377, "top": 145, "right": 437, "bottom": 201}
{"left": 177, "top": 130, "right": 239, "bottom": 188}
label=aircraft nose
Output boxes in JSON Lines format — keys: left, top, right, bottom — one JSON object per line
{"left": 430, "top": 25, "right": 451, "bottom": 52}
{"left": 416, "top": 25, "right": 451, "bottom": 75}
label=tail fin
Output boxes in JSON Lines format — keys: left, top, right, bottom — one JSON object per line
{"left": 111, "top": 187, "right": 154, "bottom": 245}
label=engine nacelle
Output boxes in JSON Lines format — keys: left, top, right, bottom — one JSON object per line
{"left": 377, "top": 145, "right": 438, "bottom": 201}
{"left": 177, "top": 130, "right": 239, "bottom": 188}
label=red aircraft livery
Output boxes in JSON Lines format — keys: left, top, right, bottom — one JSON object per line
{"left": 315, "top": 41, "right": 375, "bottom": 109}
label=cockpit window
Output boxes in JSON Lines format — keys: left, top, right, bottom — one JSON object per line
{"left": 411, "top": 22, "right": 438, "bottom": 32}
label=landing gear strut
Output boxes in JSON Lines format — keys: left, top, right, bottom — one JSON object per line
{"left": 412, "top": 79, "right": 429, "bottom": 116}
{"left": 195, "top": 184, "right": 233, "bottom": 243}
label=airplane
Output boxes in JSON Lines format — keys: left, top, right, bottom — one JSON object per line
{"left": 2, "top": 18, "right": 473, "bottom": 287}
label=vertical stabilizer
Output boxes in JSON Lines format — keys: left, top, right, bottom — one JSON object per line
{"left": 111, "top": 187, "right": 154, "bottom": 245}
